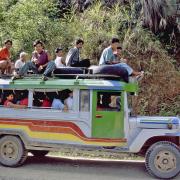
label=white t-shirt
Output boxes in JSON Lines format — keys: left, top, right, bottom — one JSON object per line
{"left": 15, "top": 59, "right": 25, "bottom": 69}
{"left": 54, "top": 57, "right": 65, "bottom": 68}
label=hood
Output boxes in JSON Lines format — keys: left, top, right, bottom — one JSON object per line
{"left": 136, "top": 116, "right": 180, "bottom": 130}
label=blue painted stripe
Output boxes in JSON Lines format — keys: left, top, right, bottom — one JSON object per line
{"left": 0, "top": 85, "right": 10, "bottom": 88}
{"left": 140, "top": 122, "right": 179, "bottom": 125}
{"left": 165, "top": 132, "right": 180, "bottom": 136}
{"left": 88, "top": 86, "right": 122, "bottom": 90}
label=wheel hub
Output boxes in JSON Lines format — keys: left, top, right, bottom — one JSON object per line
{"left": 1, "top": 141, "right": 18, "bottom": 159}
{"left": 154, "top": 150, "right": 176, "bottom": 172}
{"left": 7, "top": 147, "right": 14, "bottom": 154}
{"left": 162, "top": 159, "right": 168, "bottom": 164}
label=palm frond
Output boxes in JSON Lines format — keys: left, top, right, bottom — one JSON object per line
{"left": 141, "top": 0, "right": 174, "bottom": 32}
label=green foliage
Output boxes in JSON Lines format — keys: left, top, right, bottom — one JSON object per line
{"left": 0, "top": 0, "right": 63, "bottom": 56}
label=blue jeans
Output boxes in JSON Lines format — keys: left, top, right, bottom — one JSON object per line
{"left": 19, "top": 61, "right": 56, "bottom": 76}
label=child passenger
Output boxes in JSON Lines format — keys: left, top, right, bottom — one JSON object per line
{"left": 14, "top": 52, "right": 28, "bottom": 72}
{"left": 4, "top": 92, "right": 27, "bottom": 109}
{"left": 54, "top": 47, "right": 65, "bottom": 68}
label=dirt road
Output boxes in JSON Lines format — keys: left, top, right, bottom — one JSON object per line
{"left": 0, "top": 155, "right": 179, "bottom": 180}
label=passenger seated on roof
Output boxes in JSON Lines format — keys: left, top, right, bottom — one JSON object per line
{"left": 4, "top": 92, "right": 27, "bottom": 109}
{"left": 99, "top": 37, "right": 120, "bottom": 65}
{"left": 65, "top": 38, "right": 90, "bottom": 68}
{"left": 64, "top": 90, "right": 73, "bottom": 110}
{"left": 14, "top": 52, "right": 28, "bottom": 74}
{"left": 54, "top": 47, "right": 65, "bottom": 68}
{"left": 115, "top": 58, "right": 144, "bottom": 77}
{"left": 12, "top": 40, "right": 56, "bottom": 81}
{"left": 0, "top": 40, "right": 13, "bottom": 75}
{"left": 114, "top": 47, "right": 144, "bottom": 77}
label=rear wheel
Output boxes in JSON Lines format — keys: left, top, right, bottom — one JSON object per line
{"left": 0, "top": 135, "right": 28, "bottom": 167}
{"left": 145, "top": 141, "right": 180, "bottom": 179}
{"left": 30, "top": 150, "right": 49, "bottom": 157}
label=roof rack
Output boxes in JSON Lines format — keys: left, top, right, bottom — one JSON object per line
{"left": 0, "top": 73, "right": 128, "bottom": 82}
{"left": 52, "top": 73, "right": 122, "bottom": 80}
{"left": 0, "top": 74, "right": 12, "bottom": 79}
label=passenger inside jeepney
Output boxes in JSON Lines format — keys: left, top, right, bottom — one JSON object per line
{"left": 97, "top": 92, "right": 121, "bottom": 111}
{"left": 3, "top": 92, "right": 27, "bottom": 109}
{"left": 51, "top": 97, "right": 67, "bottom": 111}
{"left": 114, "top": 47, "right": 144, "bottom": 78}
{"left": 15, "top": 90, "right": 29, "bottom": 106}
{"left": 51, "top": 91, "right": 68, "bottom": 111}
{"left": 33, "top": 91, "right": 44, "bottom": 107}
{"left": 33, "top": 91, "right": 52, "bottom": 107}
{"left": 97, "top": 93, "right": 112, "bottom": 111}
{"left": 64, "top": 90, "right": 73, "bottom": 110}
{"left": 0, "top": 90, "right": 2, "bottom": 105}
{"left": 41, "top": 93, "right": 52, "bottom": 107}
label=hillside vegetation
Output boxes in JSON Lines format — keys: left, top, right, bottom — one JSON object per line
{"left": 0, "top": 0, "right": 179, "bottom": 115}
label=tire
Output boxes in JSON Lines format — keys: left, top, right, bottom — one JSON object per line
{"left": 0, "top": 135, "right": 28, "bottom": 167}
{"left": 30, "top": 150, "right": 49, "bottom": 157}
{"left": 145, "top": 141, "right": 180, "bottom": 179}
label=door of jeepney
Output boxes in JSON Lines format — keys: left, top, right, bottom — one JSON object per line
{"left": 92, "top": 90, "right": 124, "bottom": 139}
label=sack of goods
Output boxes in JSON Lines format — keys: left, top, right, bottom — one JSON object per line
{"left": 89, "top": 65, "right": 129, "bottom": 82}
{"left": 53, "top": 67, "right": 84, "bottom": 76}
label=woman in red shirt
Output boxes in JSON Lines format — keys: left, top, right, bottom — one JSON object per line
{"left": 0, "top": 40, "right": 12, "bottom": 74}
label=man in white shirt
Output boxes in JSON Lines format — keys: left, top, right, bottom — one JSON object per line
{"left": 15, "top": 52, "right": 27, "bottom": 71}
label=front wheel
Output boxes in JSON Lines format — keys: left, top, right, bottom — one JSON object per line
{"left": 145, "top": 141, "right": 180, "bottom": 179}
{"left": 0, "top": 135, "right": 28, "bottom": 167}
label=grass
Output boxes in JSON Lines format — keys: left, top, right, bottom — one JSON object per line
{"left": 49, "top": 147, "right": 144, "bottom": 161}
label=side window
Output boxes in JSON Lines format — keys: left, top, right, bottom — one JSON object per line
{"left": 33, "top": 89, "right": 73, "bottom": 112}
{"left": 0, "top": 89, "right": 28, "bottom": 108}
{"left": 80, "top": 90, "right": 90, "bottom": 112}
{"left": 97, "top": 92, "right": 121, "bottom": 111}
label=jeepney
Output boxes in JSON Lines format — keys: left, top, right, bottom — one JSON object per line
{"left": 0, "top": 75, "right": 179, "bottom": 179}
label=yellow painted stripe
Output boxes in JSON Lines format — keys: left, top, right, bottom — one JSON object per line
{"left": 0, "top": 124, "right": 126, "bottom": 146}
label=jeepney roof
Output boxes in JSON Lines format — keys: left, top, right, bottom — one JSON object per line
{"left": 0, "top": 77, "right": 138, "bottom": 92}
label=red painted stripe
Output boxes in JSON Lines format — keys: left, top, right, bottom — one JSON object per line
{"left": 0, "top": 118, "right": 85, "bottom": 136}
{"left": 0, "top": 118, "right": 126, "bottom": 143}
